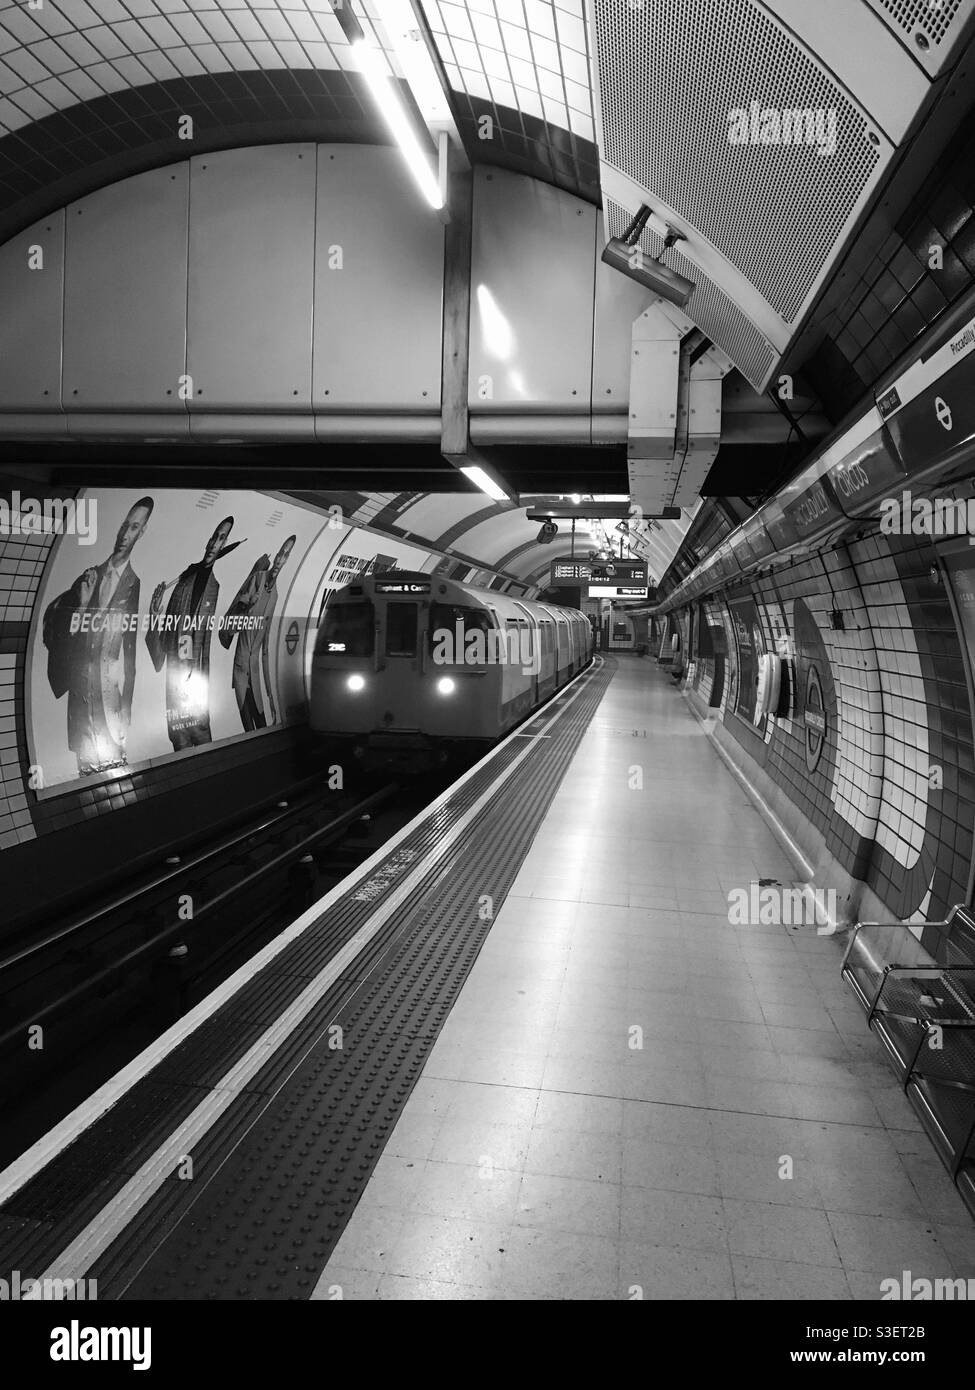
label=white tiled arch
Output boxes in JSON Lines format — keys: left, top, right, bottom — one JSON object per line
{"left": 0, "top": 0, "right": 594, "bottom": 142}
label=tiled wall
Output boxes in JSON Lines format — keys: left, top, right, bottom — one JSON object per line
{"left": 0, "top": 504, "right": 52, "bottom": 849}
{"left": 804, "top": 119, "right": 975, "bottom": 420}
{"left": 683, "top": 526, "right": 975, "bottom": 923}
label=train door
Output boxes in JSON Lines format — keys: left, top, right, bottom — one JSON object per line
{"left": 383, "top": 598, "right": 420, "bottom": 673}
{"left": 485, "top": 604, "right": 508, "bottom": 728}
{"left": 554, "top": 611, "right": 571, "bottom": 682}
{"left": 512, "top": 602, "right": 540, "bottom": 705}
{"left": 538, "top": 607, "right": 560, "bottom": 696}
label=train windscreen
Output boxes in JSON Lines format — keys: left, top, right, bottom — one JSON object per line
{"left": 385, "top": 602, "right": 418, "bottom": 657}
{"left": 317, "top": 600, "right": 375, "bottom": 656}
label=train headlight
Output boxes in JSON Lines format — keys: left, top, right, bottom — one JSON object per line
{"left": 347, "top": 675, "right": 366, "bottom": 692}
{"left": 436, "top": 677, "right": 456, "bottom": 696}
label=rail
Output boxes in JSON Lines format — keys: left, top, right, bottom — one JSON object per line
{"left": 0, "top": 784, "right": 396, "bottom": 1050}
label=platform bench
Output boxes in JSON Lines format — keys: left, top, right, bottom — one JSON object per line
{"left": 842, "top": 905, "right": 975, "bottom": 1217}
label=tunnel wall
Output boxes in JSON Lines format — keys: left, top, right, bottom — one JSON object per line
{"left": 0, "top": 482, "right": 445, "bottom": 922}
{"left": 675, "top": 525, "right": 975, "bottom": 925}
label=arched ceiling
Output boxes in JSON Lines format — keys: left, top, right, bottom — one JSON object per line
{"left": 0, "top": 0, "right": 600, "bottom": 242}
{"left": 338, "top": 490, "right": 697, "bottom": 590}
{"left": 425, "top": 0, "right": 592, "bottom": 141}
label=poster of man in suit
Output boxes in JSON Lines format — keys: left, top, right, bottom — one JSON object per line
{"left": 145, "top": 515, "right": 236, "bottom": 751}
{"left": 27, "top": 489, "right": 381, "bottom": 790}
{"left": 219, "top": 535, "right": 296, "bottom": 730}
{"left": 41, "top": 497, "right": 153, "bottom": 775}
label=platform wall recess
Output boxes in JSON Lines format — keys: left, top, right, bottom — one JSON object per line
{"left": 676, "top": 524, "right": 975, "bottom": 923}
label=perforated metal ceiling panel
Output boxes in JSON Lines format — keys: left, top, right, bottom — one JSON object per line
{"left": 866, "top": 0, "right": 975, "bottom": 72}
{"left": 592, "top": 0, "right": 885, "bottom": 325}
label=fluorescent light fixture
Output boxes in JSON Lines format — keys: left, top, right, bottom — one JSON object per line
{"left": 353, "top": 40, "right": 443, "bottom": 210}
{"left": 460, "top": 465, "right": 509, "bottom": 502}
{"left": 371, "top": 0, "right": 453, "bottom": 127}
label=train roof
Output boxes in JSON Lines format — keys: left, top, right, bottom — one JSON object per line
{"left": 333, "top": 571, "right": 588, "bottom": 621}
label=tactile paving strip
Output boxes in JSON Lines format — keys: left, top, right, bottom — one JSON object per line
{"left": 0, "top": 660, "right": 613, "bottom": 1297}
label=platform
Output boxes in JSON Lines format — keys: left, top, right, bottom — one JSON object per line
{"left": 311, "top": 660, "right": 975, "bottom": 1301}
{"left": 2, "top": 657, "right": 974, "bottom": 1302}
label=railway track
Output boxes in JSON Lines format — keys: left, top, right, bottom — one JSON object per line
{"left": 0, "top": 764, "right": 458, "bottom": 1166}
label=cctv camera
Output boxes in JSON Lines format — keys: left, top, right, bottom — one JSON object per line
{"left": 601, "top": 238, "right": 696, "bottom": 309}
{"left": 537, "top": 520, "right": 558, "bottom": 544}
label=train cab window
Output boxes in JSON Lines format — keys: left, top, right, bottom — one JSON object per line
{"left": 386, "top": 602, "right": 419, "bottom": 657}
{"left": 317, "top": 600, "right": 374, "bottom": 656}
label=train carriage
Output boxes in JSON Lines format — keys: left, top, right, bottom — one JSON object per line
{"left": 310, "top": 572, "right": 592, "bottom": 769}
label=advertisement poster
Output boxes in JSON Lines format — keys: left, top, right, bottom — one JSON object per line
{"left": 729, "top": 595, "right": 765, "bottom": 724}
{"left": 29, "top": 489, "right": 326, "bottom": 790}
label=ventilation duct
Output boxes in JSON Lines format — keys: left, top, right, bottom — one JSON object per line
{"left": 626, "top": 302, "right": 734, "bottom": 513}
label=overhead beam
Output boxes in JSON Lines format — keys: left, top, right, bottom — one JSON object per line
{"left": 439, "top": 156, "right": 515, "bottom": 504}
{"left": 526, "top": 505, "right": 682, "bottom": 520}
{"left": 440, "top": 158, "right": 473, "bottom": 466}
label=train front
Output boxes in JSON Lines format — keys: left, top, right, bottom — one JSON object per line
{"left": 309, "top": 573, "right": 496, "bottom": 772}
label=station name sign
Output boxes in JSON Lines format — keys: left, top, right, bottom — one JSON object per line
{"left": 881, "top": 313, "right": 975, "bottom": 479}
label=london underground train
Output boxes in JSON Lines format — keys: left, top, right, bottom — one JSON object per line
{"left": 310, "top": 572, "right": 593, "bottom": 768}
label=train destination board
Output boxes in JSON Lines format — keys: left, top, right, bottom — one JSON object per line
{"left": 549, "top": 560, "right": 593, "bottom": 587}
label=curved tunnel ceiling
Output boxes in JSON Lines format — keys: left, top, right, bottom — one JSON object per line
{"left": 0, "top": 0, "right": 600, "bottom": 241}
{"left": 340, "top": 489, "right": 697, "bottom": 589}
